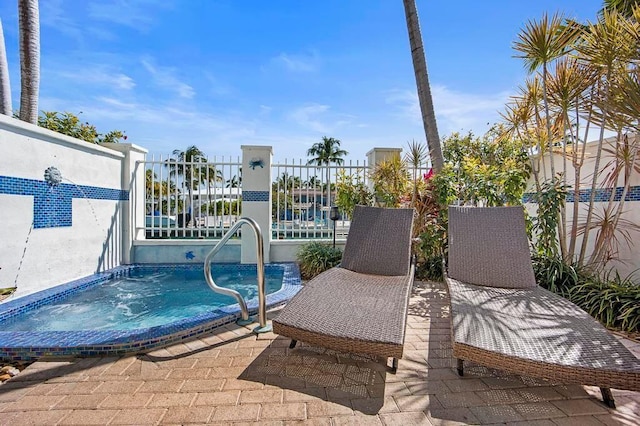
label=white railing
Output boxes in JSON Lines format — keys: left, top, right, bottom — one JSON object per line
{"left": 141, "top": 153, "right": 432, "bottom": 241}
{"left": 271, "top": 159, "right": 368, "bottom": 240}
{"left": 143, "top": 155, "right": 242, "bottom": 239}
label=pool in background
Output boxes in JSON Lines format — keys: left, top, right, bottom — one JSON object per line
{"left": 0, "top": 263, "right": 301, "bottom": 361}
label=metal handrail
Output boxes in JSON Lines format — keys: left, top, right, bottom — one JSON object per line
{"left": 203, "top": 217, "right": 267, "bottom": 329}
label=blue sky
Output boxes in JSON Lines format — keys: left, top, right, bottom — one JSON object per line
{"left": 0, "top": 0, "right": 603, "bottom": 162}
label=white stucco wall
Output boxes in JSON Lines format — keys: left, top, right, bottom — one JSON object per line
{"left": 0, "top": 115, "right": 142, "bottom": 299}
{"left": 527, "top": 135, "right": 640, "bottom": 278}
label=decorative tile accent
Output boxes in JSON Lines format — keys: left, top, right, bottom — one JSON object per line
{"left": 0, "top": 175, "right": 128, "bottom": 228}
{"left": 243, "top": 191, "right": 270, "bottom": 202}
{"left": 0, "top": 263, "right": 301, "bottom": 361}
{"left": 523, "top": 185, "right": 640, "bottom": 203}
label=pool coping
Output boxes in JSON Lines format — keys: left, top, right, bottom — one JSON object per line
{"left": 0, "top": 263, "right": 301, "bottom": 361}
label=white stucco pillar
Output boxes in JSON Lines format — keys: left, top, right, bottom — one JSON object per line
{"left": 366, "top": 147, "right": 403, "bottom": 191}
{"left": 241, "top": 145, "right": 273, "bottom": 264}
{"left": 366, "top": 147, "right": 403, "bottom": 166}
{"left": 103, "top": 143, "right": 148, "bottom": 264}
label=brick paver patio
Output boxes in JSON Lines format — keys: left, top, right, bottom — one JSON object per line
{"left": 1, "top": 281, "right": 638, "bottom": 425}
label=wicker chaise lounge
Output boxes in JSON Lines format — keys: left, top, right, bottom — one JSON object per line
{"left": 273, "top": 205, "right": 415, "bottom": 372}
{"left": 445, "top": 206, "right": 640, "bottom": 408}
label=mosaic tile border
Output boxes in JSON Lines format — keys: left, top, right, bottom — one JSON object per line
{"left": 523, "top": 185, "right": 640, "bottom": 203}
{"left": 0, "top": 263, "right": 301, "bottom": 361}
{"left": 243, "top": 190, "right": 270, "bottom": 202}
{"left": 0, "top": 175, "right": 128, "bottom": 228}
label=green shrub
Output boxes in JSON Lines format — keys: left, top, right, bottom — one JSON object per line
{"left": 567, "top": 271, "right": 640, "bottom": 333}
{"left": 37, "top": 111, "right": 127, "bottom": 144}
{"left": 533, "top": 254, "right": 640, "bottom": 333}
{"left": 297, "top": 242, "right": 342, "bottom": 280}
{"left": 335, "top": 168, "right": 373, "bottom": 218}
{"left": 532, "top": 254, "right": 581, "bottom": 296}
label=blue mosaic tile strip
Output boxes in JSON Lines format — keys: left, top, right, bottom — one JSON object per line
{"left": 0, "top": 175, "right": 128, "bottom": 228}
{"left": 243, "top": 190, "right": 270, "bottom": 202}
{"left": 0, "top": 263, "right": 301, "bottom": 361}
{"left": 523, "top": 185, "right": 640, "bottom": 203}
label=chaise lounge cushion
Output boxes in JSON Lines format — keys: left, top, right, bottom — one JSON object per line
{"left": 274, "top": 267, "right": 412, "bottom": 350}
{"left": 448, "top": 206, "right": 536, "bottom": 289}
{"left": 273, "top": 206, "right": 415, "bottom": 361}
{"left": 445, "top": 206, "right": 640, "bottom": 395}
{"left": 340, "top": 206, "right": 414, "bottom": 276}
{"left": 448, "top": 278, "right": 640, "bottom": 375}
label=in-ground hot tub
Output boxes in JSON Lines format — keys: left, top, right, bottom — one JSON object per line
{"left": 0, "top": 263, "right": 301, "bottom": 360}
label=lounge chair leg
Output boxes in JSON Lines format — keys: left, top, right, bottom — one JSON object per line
{"left": 457, "top": 359, "right": 464, "bottom": 376}
{"left": 289, "top": 339, "right": 297, "bottom": 349}
{"left": 600, "top": 387, "right": 615, "bottom": 408}
{"left": 391, "top": 358, "right": 398, "bottom": 374}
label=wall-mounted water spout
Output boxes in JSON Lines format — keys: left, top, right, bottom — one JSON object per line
{"left": 44, "top": 167, "right": 62, "bottom": 187}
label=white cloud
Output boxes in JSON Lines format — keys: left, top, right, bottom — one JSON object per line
{"left": 202, "top": 72, "right": 233, "bottom": 97}
{"left": 39, "top": 94, "right": 259, "bottom": 160}
{"left": 87, "top": 0, "right": 173, "bottom": 31}
{"left": 259, "top": 105, "right": 272, "bottom": 116}
{"left": 288, "top": 104, "right": 331, "bottom": 133}
{"left": 41, "top": 0, "right": 95, "bottom": 44}
{"left": 141, "top": 57, "right": 195, "bottom": 99}
{"left": 385, "top": 85, "right": 510, "bottom": 136}
{"left": 270, "top": 52, "right": 320, "bottom": 73}
{"left": 56, "top": 67, "right": 135, "bottom": 91}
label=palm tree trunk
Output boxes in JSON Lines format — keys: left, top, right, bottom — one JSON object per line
{"left": 0, "top": 18, "right": 11, "bottom": 116}
{"left": 18, "top": 0, "right": 40, "bottom": 124}
{"left": 402, "top": 0, "right": 444, "bottom": 172}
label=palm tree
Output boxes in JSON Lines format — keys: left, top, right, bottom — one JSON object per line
{"left": 0, "top": 18, "right": 11, "bottom": 116}
{"left": 506, "top": 6, "right": 640, "bottom": 271}
{"left": 402, "top": 0, "right": 444, "bottom": 173}
{"left": 601, "top": 0, "right": 638, "bottom": 18}
{"left": 513, "top": 12, "right": 581, "bottom": 181}
{"left": 146, "top": 169, "right": 179, "bottom": 214}
{"left": 574, "top": 9, "right": 638, "bottom": 266}
{"left": 307, "top": 136, "right": 348, "bottom": 207}
{"left": 305, "top": 176, "right": 321, "bottom": 189}
{"left": 513, "top": 12, "right": 581, "bottom": 259}
{"left": 18, "top": 0, "right": 40, "bottom": 124}
{"left": 167, "top": 145, "right": 209, "bottom": 223}
{"left": 226, "top": 175, "right": 240, "bottom": 188}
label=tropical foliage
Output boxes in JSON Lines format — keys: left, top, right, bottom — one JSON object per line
{"left": 166, "top": 146, "right": 222, "bottom": 216}
{"left": 412, "top": 134, "right": 530, "bottom": 279}
{"left": 334, "top": 168, "right": 372, "bottom": 218}
{"left": 503, "top": 5, "right": 640, "bottom": 272}
{"left": 533, "top": 255, "right": 640, "bottom": 333}
{"left": 271, "top": 172, "right": 298, "bottom": 218}
{"left": 145, "top": 169, "right": 180, "bottom": 215}
{"left": 435, "top": 130, "right": 531, "bottom": 208}
{"left": 38, "top": 111, "right": 127, "bottom": 144}
{"left": 296, "top": 241, "right": 343, "bottom": 280}
{"left": 307, "top": 136, "right": 348, "bottom": 206}
{"left": 502, "top": 2, "right": 640, "bottom": 333}
{"left": 370, "top": 154, "right": 411, "bottom": 208}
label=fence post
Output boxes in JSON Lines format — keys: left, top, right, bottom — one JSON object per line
{"left": 102, "top": 143, "right": 148, "bottom": 264}
{"left": 365, "top": 147, "right": 403, "bottom": 191}
{"left": 241, "top": 145, "right": 273, "bottom": 263}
